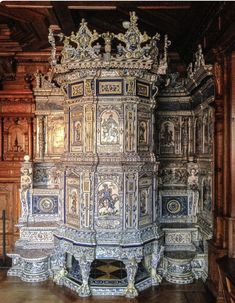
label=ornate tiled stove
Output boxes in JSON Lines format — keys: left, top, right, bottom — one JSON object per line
{"left": 155, "top": 58, "right": 214, "bottom": 284}
{"left": 51, "top": 52, "right": 163, "bottom": 298}
{"left": 8, "top": 12, "right": 170, "bottom": 297}
{"left": 8, "top": 11, "right": 214, "bottom": 296}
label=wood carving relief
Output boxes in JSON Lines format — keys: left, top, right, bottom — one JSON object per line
{"left": 3, "top": 117, "right": 30, "bottom": 161}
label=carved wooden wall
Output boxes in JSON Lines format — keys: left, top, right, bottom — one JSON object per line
{"left": 0, "top": 93, "right": 34, "bottom": 254}
{"left": 207, "top": 50, "right": 235, "bottom": 303}
{"left": 0, "top": 52, "right": 49, "bottom": 255}
{"left": 0, "top": 174, "right": 20, "bottom": 255}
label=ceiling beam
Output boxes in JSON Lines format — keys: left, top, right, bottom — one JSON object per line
{"left": 3, "top": 1, "right": 191, "bottom": 10}
{"left": 3, "top": 1, "right": 53, "bottom": 9}
{"left": 0, "top": 3, "right": 49, "bottom": 23}
{"left": 137, "top": 4, "right": 191, "bottom": 10}
{"left": 67, "top": 1, "right": 191, "bottom": 10}
{"left": 51, "top": 1, "right": 75, "bottom": 35}
{"left": 68, "top": 5, "right": 117, "bottom": 10}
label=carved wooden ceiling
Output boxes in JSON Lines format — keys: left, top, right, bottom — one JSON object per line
{"left": 0, "top": 1, "right": 235, "bottom": 63}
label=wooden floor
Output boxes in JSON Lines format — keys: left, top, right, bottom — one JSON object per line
{"left": 0, "top": 270, "right": 215, "bottom": 303}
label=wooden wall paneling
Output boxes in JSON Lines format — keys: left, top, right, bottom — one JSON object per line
{"left": 0, "top": 161, "right": 21, "bottom": 254}
{"left": 0, "top": 117, "right": 3, "bottom": 160}
{"left": 207, "top": 241, "right": 227, "bottom": 302}
{"left": 207, "top": 94, "right": 227, "bottom": 301}
{"left": 207, "top": 50, "right": 235, "bottom": 302}
{"left": 13, "top": 181, "right": 20, "bottom": 246}
{"left": 228, "top": 51, "right": 235, "bottom": 258}
{"left": 3, "top": 116, "right": 29, "bottom": 161}
{"left": 0, "top": 75, "right": 35, "bottom": 257}
{"left": 213, "top": 96, "right": 224, "bottom": 247}
{"left": 207, "top": 52, "right": 228, "bottom": 303}
{"left": 0, "top": 181, "right": 20, "bottom": 255}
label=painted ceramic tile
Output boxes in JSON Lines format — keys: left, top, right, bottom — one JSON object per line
{"left": 160, "top": 121, "right": 175, "bottom": 154}
{"left": 70, "top": 81, "right": 84, "bottom": 98}
{"left": 97, "top": 80, "right": 123, "bottom": 96}
{"left": 32, "top": 195, "right": 58, "bottom": 215}
{"left": 69, "top": 189, "right": 79, "bottom": 216}
{"left": 139, "top": 121, "right": 148, "bottom": 144}
{"left": 47, "top": 116, "right": 64, "bottom": 154}
{"left": 136, "top": 81, "right": 150, "bottom": 98}
{"left": 97, "top": 182, "right": 120, "bottom": 216}
{"left": 101, "top": 111, "right": 120, "bottom": 145}
{"left": 139, "top": 188, "right": 149, "bottom": 217}
{"left": 66, "top": 176, "right": 80, "bottom": 226}
{"left": 162, "top": 196, "right": 188, "bottom": 217}
{"left": 202, "top": 178, "right": 212, "bottom": 212}
{"left": 74, "top": 121, "right": 82, "bottom": 143}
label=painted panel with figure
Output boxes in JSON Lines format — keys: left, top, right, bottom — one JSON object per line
{"left": 100, "top": 111, "right": 120, "bottom": 145}
{"left": 139, "top": 121, "right": 148, "bottom": 145}
{"left": 160, "top": 121, "right": 175, "bottom": 154}
{"left": 202, "top": 178, "right": 212, "bottom": 212}
{"left": 97, "top": 181, "right": 120, "bottom": 217}
{"left": 139, "top": 176, "right": 152, "bottom": 226}
{"left": 66, "top": 175, "right": 80, "bottom": 227}
{"left": 71, "top": 109, "right": 83, "bottom": 152}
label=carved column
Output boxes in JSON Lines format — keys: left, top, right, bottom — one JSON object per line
{"left": 84, "top": 105, "right": 94, "bottom": 154}
{"left": 181, "top": 117, "right": 189, "bottom": 159}
{"left": 188, "top": 117, "right": 194, "bottom": 157}
{"left": 38, "top": 116, "right": 45, "bottom": 159}
{"left": 151, "top": 245, "right": 164, "bottom": 285}
{"left": 28, "top": 117, "right": 33, "bottom": 159}
{"left": 124, "top": 258, "right": 139, "bottom": 298}
{"left": 52, "top": 248, "right": 67, "bottom": 286}
{"left": 77, "top": 256, "right": 92, "bottom": 297}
